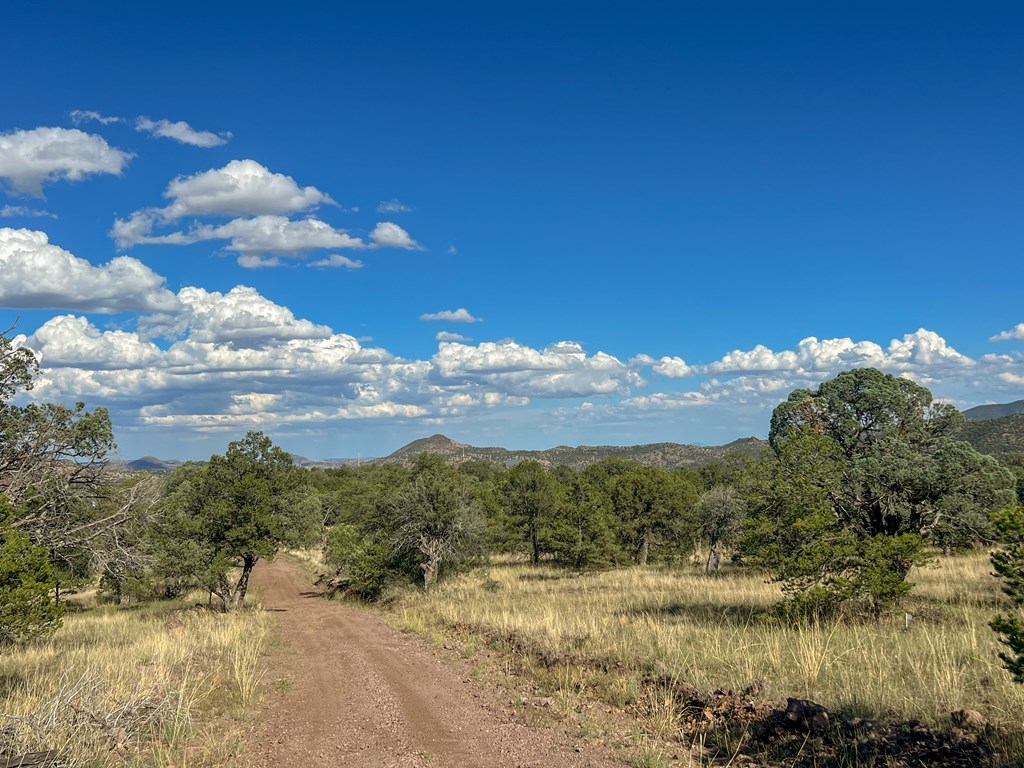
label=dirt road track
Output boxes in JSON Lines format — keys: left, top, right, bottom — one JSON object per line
{"left": 241, "top": 558, "right": 627, "bottom": 768}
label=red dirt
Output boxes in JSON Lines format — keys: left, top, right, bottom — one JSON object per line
{"left": 241, "top": 558, "right": 628, "bottom": 768}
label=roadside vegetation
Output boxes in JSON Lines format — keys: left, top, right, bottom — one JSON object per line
{"left": 394, "top": 551, "right": 1024, "bottom": 764}
{"left": 5, "top": 321, "right": 1024, "bottom": 766}
{"left": 1, "top": 329, "right": 306, "bottom": 765}
{"left": 0, "top": 596, "right": 271, "bottom": 767}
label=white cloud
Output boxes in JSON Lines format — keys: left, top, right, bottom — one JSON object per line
{"left": 161, "top": 159, "right": 331, "bottom": 221}
{"left": 377, "top": 199, "right": 414, "bottom": 213}
{"left": 158, "top": 160, "right": 329, "bottom": 218}
{"left": 114, "top": 215, "right": 366, "bottom": 261}
{"left": 135, "top": 116, "right": 231, "bottom": 148}
{"left": 623, "top": 391, "right": 711, "bottom": 409}
{"left": 0, "top": 127, "right": 132, "bottom": 196}
{"left": 695, "top": 330, "right": 972, "bottom": 377}
{"left": 308, "top": 254, "right": 364, "bottom": 269}
{"left": 237, "top": 254, "right": 282, "bottom": 269}
{"left": 421, "top": 307, "right": 482, "bottom": 323}
{"left": 436, "top": 331, "right": 471, "bottom": 342}
{"left": 0, "top": 205, "right": 56, "bottom": 219}
{"left": 206, "top": 216, "right": 364, "bottom": 256}
{"left": 447, "top": 244, "right": 457, "bottom": 255}
{"left": 23, "top": 315, "right": 160, "bottom": 369}
{"left": 991, "top": 324, "right": 1024, "bottom": 342}
{"left": 111, "top": 160, "right": 335, "bottom": 248}
{"left": 369, "top": 221, "right": 422, "bottom": 250}
{"left": 70, "top": 110, "right": 123, "bottom": 126}
{"left": 432, "top": 340, "right": 642, "bottom": 398}
{"left": 152, "top": 285, "right": 333, "bottom": 346}
{"left": 0, "top": 228, "right": 179, "bottom": 313}
{"left": 652, "top": 356, "right": 691, "bottom": 378}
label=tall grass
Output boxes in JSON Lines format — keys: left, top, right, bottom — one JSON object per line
{"left": 395, "top": 551, "right": 1024, "bottom": 733}
{"left": 0, "top": 597, "right": 272, "bottom": 767}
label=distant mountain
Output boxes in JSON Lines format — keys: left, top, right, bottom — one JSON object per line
{"left": 962, "top": 399, "right": 1024, "bottom": 421}
{"left": 289, "top": 453, "right": 366, "bottom": 468}
{"left": 121, "top": 453, "right": 366, "bottom": 472}
{"left": 958, "top": 413, "right": 1024, "bottom": 456}
{"left": 380, "top": 433, "right": 766, "bottom": 471}
{"left": 124, "top": 455, "right": 183, "bottom": 472}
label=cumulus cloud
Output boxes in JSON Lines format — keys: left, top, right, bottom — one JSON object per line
{"left": 24, "top": 315, "right": 160, "bottom": 369}
{"left": 308, "top": 254, "right": 364, "bottom": 269}
{"left": 0, "top": 127, "right": 132, "bottom": 196}
{"left": 159, "top": 160, "right": 329, "bottom": 219}
{"left": 111, "top": 160, "right": 336, "bottom": 248}
{"left": 623, "top": 391, "right": 711, "bottom": 409}
{"left": 114, "top": 215, "right": 366, "bottom": 262}
{"left": 0, "top": 228, "right": 179, "bottom": 313}
{"left": 695, "top": 330, "right": 972, "bottom": 377}
{"left": 991, "top": 324, "right": 1024, "bottom": 343}
{"left": 651, "top": 356, "right": 691, "bottom": 378}
{"left": 128, "top": 159, "right": 331, "bottom": 229}
{"left": 369, "top": 221, "right": 422, "bottom": 250}
{"left": 436, "top": 331, "right": 471, "bottom": 342}
{"left": 0, "top": 205, "right": 56, "bottom": 219}
{"left": 377, "top": 199, "right": 414, "bottom": 213}
{"left": 141, "top": 285, "right": 332, "bottom": 346}
{"left": 432, "top": 340, "right": 643, "bottom": 398}
{"left": 109, "top": 162, "right": 423, "bottom": 265}
{"left": 135, "top": 116, "right": 231, "bottom": 148}
{"left": 236, "top": 254, "right": 282, "bottom": 269}
{"left": 421, "top": 308, "right": 482, "bottom": 323}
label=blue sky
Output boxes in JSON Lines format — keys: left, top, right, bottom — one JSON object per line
{"left": 2, "top": 2, "right": 1023, "bottom": 459}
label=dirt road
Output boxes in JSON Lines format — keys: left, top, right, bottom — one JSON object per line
{"left": 241, "top": 559, "right": 627, "bottom": 768}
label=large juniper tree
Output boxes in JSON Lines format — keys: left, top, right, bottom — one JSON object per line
{"left": 742, "top": 368, "right": 1016, "bottom": 614}
{"left": 159, "top": 431, "right": 320, "bottom": 610}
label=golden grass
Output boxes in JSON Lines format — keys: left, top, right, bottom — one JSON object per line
{"left": 395, "top": 551, "right": 1024, "bottom": 734}
{"left": 0, "top": 596, "right": 271, "bottom": 767}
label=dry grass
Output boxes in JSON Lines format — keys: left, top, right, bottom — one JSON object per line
{"left": 395, "top": 551, "right": 1024, "bottom": 741}
{"left": 0, "top": 595, "right": 272, "bottom": 767}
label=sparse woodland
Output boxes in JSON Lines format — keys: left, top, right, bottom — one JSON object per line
{"left": 4, "top": 326, "right": 1024, "bottom": 766}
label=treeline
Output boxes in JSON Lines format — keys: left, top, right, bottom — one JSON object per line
{"left": 308, "top": 453, "right": 747, "bottom": 598}
{"left": 3, "top": 324, "right": 1024, "bottom": 682}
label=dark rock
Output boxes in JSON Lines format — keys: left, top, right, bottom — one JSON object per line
{"left": 784, "top": 697, "right": 830, "bottom": 732}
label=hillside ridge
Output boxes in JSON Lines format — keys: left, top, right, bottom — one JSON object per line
{"left": 380, "top": 433, "right": 766, "bottom": 470}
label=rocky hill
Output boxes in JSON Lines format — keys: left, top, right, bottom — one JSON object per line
{"left": 962, "top": 399, "right": 1024, "bottom": 421}
{"left": 958, "top": 413, "right": 1024, "bottom": 456}
{"left": 123, "top": 455, "right": 183, "bottom": 472}
{"left": 380, "top": 433, "right": 766, "bottom": 471}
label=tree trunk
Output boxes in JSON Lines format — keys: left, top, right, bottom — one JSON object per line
{"left": 638, "top": 528, "right": 651, "bottom": 566}
{"left": 420, "top": 536, "right": 443, "bottom": 589}
{"left": 531, "top": 526, "right": 540, "bottom": 565}
{"left": 705, "top": 538, "right": 722, "bottom": 575}
{"left": 227, "top": 554, "right": 257, "bottom": 612}
{"left": 423, "top": 553, "right": 441, "bottom": 589}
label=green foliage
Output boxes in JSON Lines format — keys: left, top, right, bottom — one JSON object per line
{"left": 549, "top": 473, "right": 621, "bottom": 570}
{"left": 991, "top": 505, "right": 1024, "bottom": 682}
{"left": 384, "top": 454, "right": 485, "bottom": 588}
{"left": 694, "top": 485, "right": 744, "bottom": 574}
{"left": 157, "top": 432, "right": 320, "bottom": 610}
{"left": 323, "top": 524, "right": 401, "bottom": 600}
{"left": 0, "top": 500, "right": 62, "bottom": 645}
{"left": 608, "top": 465, "right": 697, "bottom": 565}
{"left": 998, "top": 452, "right": 1024, "bottom": 504}
{"left": 499, "top": 460, "right": 562, "bottom": 564}
{"left": 744, "top": 368, "right": 1014, "bottom": 616}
